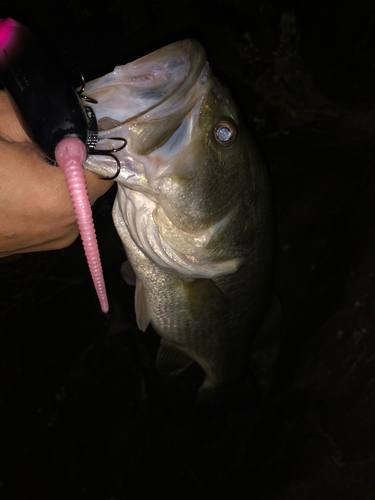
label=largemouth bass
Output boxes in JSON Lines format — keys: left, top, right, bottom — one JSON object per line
{"left": 84, "top": 40, "right": 274, "bottom": 406}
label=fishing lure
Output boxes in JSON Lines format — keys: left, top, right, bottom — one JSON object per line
{"left": 0, "top": 18, "right": 125, "bottom": 313}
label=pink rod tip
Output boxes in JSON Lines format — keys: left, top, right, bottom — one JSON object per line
{"left": 0, "top": 18, "right": 20, "bottom": 48}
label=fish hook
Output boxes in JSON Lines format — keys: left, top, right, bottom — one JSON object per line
{"left": 77, "top": 72, "right": 98, "bottom": 104}
{"left": 82, "top": 103, "right": 127, "bottom": 180}
{"left": 90, "top": 137, "right": 127, "bottom": 180}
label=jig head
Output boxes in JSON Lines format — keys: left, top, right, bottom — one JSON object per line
{"left": 41, "top": 75, "right": 127, "bottom": 181}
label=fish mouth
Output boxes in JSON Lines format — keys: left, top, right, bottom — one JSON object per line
{"left": 84, "top": 39, "right": 207, "bottom": 125}
{"left": 84, "top": 39, "right": 210, "bottom": 184}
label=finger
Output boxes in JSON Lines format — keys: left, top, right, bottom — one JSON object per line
{"left": 0, "top": 138, "right": 115, "bottom": 257}
{"left": 0, "top": 141, "right": 78, "bottom": 255}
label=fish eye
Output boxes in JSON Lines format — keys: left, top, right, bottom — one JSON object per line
{"left": 214, "top": 120, "right": 237, "bottom": 147}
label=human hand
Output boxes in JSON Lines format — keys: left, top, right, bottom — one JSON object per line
{"left": 0, "top": 90, "right": 114, "bottom": 258}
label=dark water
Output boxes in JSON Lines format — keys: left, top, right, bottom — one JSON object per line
{"left": 1, "top": 1, "right": 375, "bottom": 498}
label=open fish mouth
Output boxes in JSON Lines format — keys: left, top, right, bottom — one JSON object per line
{"left": 83, "top": 39, "right": 210, "bottom": 183}
{"left": 84, "top": 39, "right": 207, "bottom": 125}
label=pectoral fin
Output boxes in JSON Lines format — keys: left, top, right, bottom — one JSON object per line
{"left": 156, "top": 339, "right": 194, "bottom": 375}
{"left": 121, "top": 260, "right": 136, "bottom": 286}
{"left": 135, "top": 278, "right": 151, "bottom": 332}
{"left": 183, "top": 278, "right": 228, "bottom": 317}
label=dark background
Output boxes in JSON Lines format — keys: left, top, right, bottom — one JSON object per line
{"left": 1, "top": 0, "right": 375, "bottom": 498}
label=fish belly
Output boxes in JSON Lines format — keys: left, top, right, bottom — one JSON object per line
{"left": 113, "top": 197, "right": 271, "bottom": 390}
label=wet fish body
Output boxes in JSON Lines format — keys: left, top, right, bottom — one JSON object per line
{"left": 84, "top": 40, "right": 274, "bottom": 399}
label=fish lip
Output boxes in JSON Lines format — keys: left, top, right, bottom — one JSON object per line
{"left": 84, "top": 39, "right": 207, "bottom": 123}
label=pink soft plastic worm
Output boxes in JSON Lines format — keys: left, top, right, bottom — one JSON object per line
{"left": 55, "top": 137, "right": 109, "bottom": 313}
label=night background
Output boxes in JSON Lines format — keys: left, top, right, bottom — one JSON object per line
{"left": 1, "top": 0, "right": 375, "bottom": 498}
